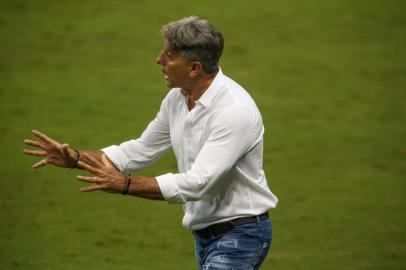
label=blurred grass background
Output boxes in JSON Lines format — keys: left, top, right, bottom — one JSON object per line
{"left": 1, "top": 0, "right": 405, "bottom": 269}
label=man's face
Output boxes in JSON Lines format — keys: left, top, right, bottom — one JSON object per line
{"left": 156, "top": 42, "right": 191, "bottom": 89}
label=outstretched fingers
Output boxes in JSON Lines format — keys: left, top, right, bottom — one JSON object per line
{"left": 76, "top": 175, "right": 99, "bottom": 184}
{"left": 32, "top": 130, "right": 58, "bottom": 145}
{"left": 32, "top": 159, "right": 49, "bottom": 169}
{"left": 77, "top": 160, "right": 102, "bottom": 175}
{"left": 80, "top": 184, "right": 109, "bottom": 192}
{"left": 23, "top": 149, "right": 47, "bottom": 157}
{"left": 24, "top": 139, "right": 47, "bottom": 151}
{"left": 77, "top": 175, "right": 109, "bottom": 192}
{"left": 82, "top": 153, "right": 104, "bottom": 169}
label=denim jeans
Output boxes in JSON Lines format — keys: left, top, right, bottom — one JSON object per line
{"left": 193, "top": 217, "right": 272, "bottom": 270}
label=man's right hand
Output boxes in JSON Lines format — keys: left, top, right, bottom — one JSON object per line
{"left": 23, "top": 130, "right": 78, "bottom": 169}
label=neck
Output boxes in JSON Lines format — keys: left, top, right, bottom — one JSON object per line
{"left": 183, "top": 72, "right": 216, "bottom": 104}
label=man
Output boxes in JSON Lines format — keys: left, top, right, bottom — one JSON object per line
{"left": 24, "top": 16, "right": 278, "bottom": 269}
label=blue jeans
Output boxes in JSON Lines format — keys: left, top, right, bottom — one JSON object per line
{"left": 193, "top": 217, "right": 272, "bottom": 270}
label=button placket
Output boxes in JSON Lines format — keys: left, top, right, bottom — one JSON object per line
{"left": 184, "top": 108, "right": 198, "bottom": 170}
{"left": 184, "top": 115, "right": 192, "bottom": 170}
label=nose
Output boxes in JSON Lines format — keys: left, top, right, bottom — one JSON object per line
{"left": 156, "top": 51, "right": 165, "bottom": 65}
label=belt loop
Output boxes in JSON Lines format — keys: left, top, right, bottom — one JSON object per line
{"left": 256, "top": 215, "right": 261, "bottom": 226}
{"left": 208, "top": 227, "right": 214, "bottom": 239}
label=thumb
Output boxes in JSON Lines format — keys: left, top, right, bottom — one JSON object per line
{"left": 101, "top": 154, "right": 114, "bottom": 168}
{"left": 61, "top": 143, "right": 73, "bottom": 157}
{"left": 61, "top": 143, "right": 70, "bottom": 149}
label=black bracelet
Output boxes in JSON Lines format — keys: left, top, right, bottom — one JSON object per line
{"left": 71, "top": 149, "right": 80, "bottom": 169}
{"left": 121, "top": 174, "right": 131, "bottom": 195}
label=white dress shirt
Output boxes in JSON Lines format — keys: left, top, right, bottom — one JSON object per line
{"left": 102, "top": 69, "right": 278, "bottom": 230}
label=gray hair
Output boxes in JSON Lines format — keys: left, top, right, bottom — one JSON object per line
{"left": 161, "top": 16, "right": 224, "bottom": 74}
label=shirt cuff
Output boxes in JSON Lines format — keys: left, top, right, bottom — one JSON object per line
{"left": 156, "top": 173, "right": 184, "bottom": 204}
{"left": 101, "top": 145, "right": 129, "bottom": 172}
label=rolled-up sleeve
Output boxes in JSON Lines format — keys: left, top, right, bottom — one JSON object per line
{"left": 101, "top": 145, "right": 131, "bottom": 172}
{"left": 156, "top": 105, "right": 262, "bottom": 204}
{"left": 155, "top": 173, "right": 184, "bottom": 203}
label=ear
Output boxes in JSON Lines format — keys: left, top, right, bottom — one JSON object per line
{"left": 188, "top": 61, "right": 203, "bottom": 78}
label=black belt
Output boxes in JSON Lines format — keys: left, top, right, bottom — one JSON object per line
{"left": 194, "top": 212, "right": 269, "bottom": 239}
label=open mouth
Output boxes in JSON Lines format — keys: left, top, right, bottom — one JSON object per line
{"left": 161, "top": 69, "right": 168, "bottom": 80}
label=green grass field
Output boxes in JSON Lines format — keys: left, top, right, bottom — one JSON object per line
{"left": 1, "top": 0, "right": 405, "bottom": 269}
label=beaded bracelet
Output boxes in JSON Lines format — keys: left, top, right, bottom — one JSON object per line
{"left": 121, "top": 174, "right": 132, "bottom": 195}
{"left": 71, "top": 149, "right": 80, "bottom": 169}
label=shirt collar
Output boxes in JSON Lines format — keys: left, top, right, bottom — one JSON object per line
{"left": 197, "top": 68, "right": 224, "bottom": 108}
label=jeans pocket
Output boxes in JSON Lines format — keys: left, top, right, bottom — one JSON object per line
{"left": 232, "top": 219, "right": 272, "bottom": 239}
